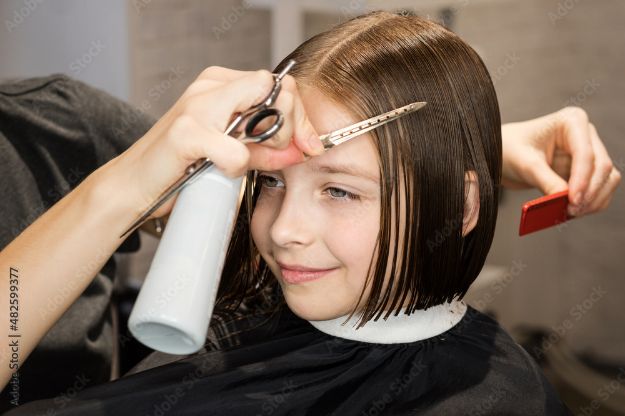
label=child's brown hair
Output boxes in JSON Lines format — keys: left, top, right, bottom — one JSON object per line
{"left": 217, "top": 10, "right": 502, "bottom": 326}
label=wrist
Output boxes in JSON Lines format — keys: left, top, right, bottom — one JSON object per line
{"left": 78, "top": 156, "right": 144, "bottom": 238}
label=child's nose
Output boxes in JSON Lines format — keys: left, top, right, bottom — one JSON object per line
{"left": 269, "top": 194, "right": 315, "bottom": 248}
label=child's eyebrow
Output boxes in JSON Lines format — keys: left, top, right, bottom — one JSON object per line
{"left": 309, "top": 161, "right": 379, "bottom": 183}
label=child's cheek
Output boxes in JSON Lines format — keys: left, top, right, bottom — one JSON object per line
{"left": 250, "top": 202, "right": 275, "bottom": 262}
{"left": 325, "top": 200, "right": 380, "bottom": 299}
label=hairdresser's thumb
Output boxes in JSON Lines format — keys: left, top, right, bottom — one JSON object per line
{"left": 247, "top": 139, "right": 308, "bottom": 171}
{"left": 291, "top": 92, "right": 324, "bottom": 156}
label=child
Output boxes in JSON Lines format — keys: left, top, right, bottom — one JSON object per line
{"left": 6, "top": 11, "right": 571, "bottom": 415}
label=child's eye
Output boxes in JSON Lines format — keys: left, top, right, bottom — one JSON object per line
{"left": 326, "top": 187, "right": 361, "bottom": 201}
{"left": 257, "top": 174, "right": 360, "bottom": 202}
{"left": 257, "top": 174, "right": 284, "bottom": 189}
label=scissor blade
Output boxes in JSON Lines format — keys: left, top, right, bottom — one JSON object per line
{"left": 118, "top": 159, "right": 215, "bottom": 238}
{"left": 119, "top": 182, "right": 183, "bottom": 239}
{"left": 119, "top": 61, "right": 297, "bottom": 240}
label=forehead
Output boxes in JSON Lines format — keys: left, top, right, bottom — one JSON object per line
{"left": 300, "top": 85, "right": 357, "bottom": 134}
{"left": 298, "top": 86, "right": 380, "bottom": 178}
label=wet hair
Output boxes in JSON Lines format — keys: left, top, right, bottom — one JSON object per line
{"left": 216, "top": 10, "right": 502, "bottom": 326}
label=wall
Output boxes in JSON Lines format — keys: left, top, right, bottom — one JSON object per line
{"left": 0, "top": 0, "right": 130, "bottom": 100}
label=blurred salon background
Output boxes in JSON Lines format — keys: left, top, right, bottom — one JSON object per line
{"left": 1, "top": 0, "right": 623, "bottom": 414}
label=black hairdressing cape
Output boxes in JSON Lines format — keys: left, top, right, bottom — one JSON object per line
{"left": 4, "top": 304, "right": 571, "bottom": 415}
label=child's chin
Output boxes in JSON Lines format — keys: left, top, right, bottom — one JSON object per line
{"left": 283, "top": 296, "right": 348, "bottom": 322}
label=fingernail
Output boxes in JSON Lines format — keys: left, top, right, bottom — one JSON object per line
{"left": 308, "top": 135, "right": 324, "bottom": 155}
{"left": 568, "top": 205, "right": 578, "bottom": 217}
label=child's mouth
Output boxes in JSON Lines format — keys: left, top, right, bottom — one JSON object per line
{"left": 277, "top": 262, "right": 338, "bottom": 284}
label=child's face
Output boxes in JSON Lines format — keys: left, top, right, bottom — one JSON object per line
{"left": 250, "top": 87, "right": 384, "bottom": 321}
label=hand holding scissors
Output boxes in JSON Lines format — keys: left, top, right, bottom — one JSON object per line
{"left": 118, "top": 61, "right": 426, "bottom": 239}
{"left": 120, "top": 60, "right": 298, "bottom": 238}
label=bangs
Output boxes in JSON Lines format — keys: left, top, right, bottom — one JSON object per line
{"left": 216, "top": 11, "right": 502, "bottom": 327}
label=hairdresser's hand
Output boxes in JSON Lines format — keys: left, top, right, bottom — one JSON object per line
{"left": 501, "top": 106, "right": 621, "bottom": 217}
{"left": 112, "top": 67, "right": 324, "bottom": 220}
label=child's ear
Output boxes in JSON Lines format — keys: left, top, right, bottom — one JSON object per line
{"left": 462, "top": 170, "right": 480, "bottom": 237}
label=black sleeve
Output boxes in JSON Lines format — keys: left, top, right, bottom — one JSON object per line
{"left": 0, "top": 74, "right": 156, "bottom": 410}
{"left": 0, "top": 73, "right": 157, "bottom": 251}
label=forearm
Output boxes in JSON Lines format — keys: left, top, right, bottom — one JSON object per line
{"left": 0, "top": 157, "right": 139, "bottom": 390}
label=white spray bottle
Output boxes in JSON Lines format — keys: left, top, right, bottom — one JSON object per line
{"left": 127, "top": 169, "right": 245, "bottom": 354}
{"left": 126, "top": 60, "right": 295, "bottom": 354}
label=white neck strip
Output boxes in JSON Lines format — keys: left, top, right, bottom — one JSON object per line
{"left": 307, "top": 300, "right": 467, "bottom": 344}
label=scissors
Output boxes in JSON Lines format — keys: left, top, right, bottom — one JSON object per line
{"left": 119, "top": 60, "right": 296, "bottom": 239}
{"left": 120, "top": 58, "right": 427, "bottom": 238}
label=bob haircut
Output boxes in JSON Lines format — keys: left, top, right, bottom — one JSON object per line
{"left": 216, "top": 10, "right": 502, "bottom": 326}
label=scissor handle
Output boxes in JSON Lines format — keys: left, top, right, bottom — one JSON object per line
{"left": 244, "top": 107, "right": 284, "bottom": 142}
